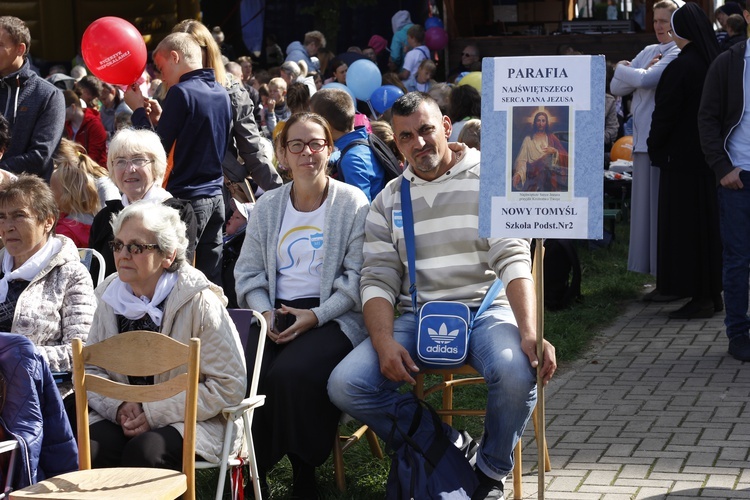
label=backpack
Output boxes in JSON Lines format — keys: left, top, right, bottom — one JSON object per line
{"left": 532, "top": 239, "right": 582, "bottom": 310}
{"left": 385, "top": 394, "right": 478, "bottom": 500}
{"left": 335, "top": 132, "right": 403, "bottom": 183}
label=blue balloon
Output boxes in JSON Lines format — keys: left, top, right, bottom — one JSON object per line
{"left": 321, "top": 82, "right": 356, "bottom": 104}
{"left": 346, "top": 59, "right": 382, "bottom": 101}
{"left": 370, "top": 85, "right": 405, "bottom": 114}
{"left": 424, "top": 17, "right": 444, "bottom": 30}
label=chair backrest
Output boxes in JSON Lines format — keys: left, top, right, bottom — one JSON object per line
{"left": 227, "top": 309, "right": 267, "bottom": 400}
{"left": 77, "top": 248, "right": 106, "bottom": 286}
{"left": 72, "top": 332, "right": 200, "bottom": 499}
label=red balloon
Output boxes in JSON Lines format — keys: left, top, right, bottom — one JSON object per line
{"left": 81, "top": 17, "right": 147, "bottom": 86}
{"left": 424, "top": 27, "right": 449, "bottom": 51}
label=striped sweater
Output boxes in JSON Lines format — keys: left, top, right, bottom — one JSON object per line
{"left": 361, "top": 146, "right": 532, "bottom": 313}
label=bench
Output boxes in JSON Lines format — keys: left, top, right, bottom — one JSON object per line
{"left": 561, "top": 20, "right": 633, "bottom": 34}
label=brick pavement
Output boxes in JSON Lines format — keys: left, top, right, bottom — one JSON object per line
{"left": 509, "top": 298, "right": 750, "bottom": 499}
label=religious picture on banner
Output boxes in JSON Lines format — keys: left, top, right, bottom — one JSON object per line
{"left": 510, "top": 106, "right": 571, "bottom": 195}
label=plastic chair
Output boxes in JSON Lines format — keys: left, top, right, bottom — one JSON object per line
{"left": 195, "top": 309, "right": 267, "bottom": 500}
{"left": 77, "top": 248, "right": 105, "bottom": 286}
{"left": 414, "top": 366, "right": 551, "bottom": 500}
{"left": 332, "top": 418, "right": 383, "bottom": 492}
{"left": 11, "top": 331, "right": 200, "bottom": 500}
{"left": 0, "top": 440, "right": 19, "bottom": 499}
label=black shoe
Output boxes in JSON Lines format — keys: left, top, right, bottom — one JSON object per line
{"left": 643, "top": 289, "right": 682, "bottom": 303}
{"left": 472, "top": 469, "right": 505, "bottom": 500}
{"left": 714, "top": 294, "right": 724, "bottom": 313}
{"left": 728, "top": 335, "right": 750, "bottom": 362}
{"left": 668, "top": 298, "right": 714, "bottom": 320}
{"left": 458, "top": 430, "right": 480, "bottom": 467}
{"left": 290, "top": 457, "right": 317, "bottom": 500}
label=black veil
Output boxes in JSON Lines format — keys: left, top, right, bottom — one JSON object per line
{"left": 671, "top": 3, "right": 720, "bottom": 65}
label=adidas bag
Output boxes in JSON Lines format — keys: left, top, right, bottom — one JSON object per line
{"left": 385, "top": 394, "right": 478, "bottom": 500}
{"left": 416, "top": 301, "right": 472, "bottom": 368}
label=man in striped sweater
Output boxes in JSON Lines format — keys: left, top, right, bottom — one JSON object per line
{"left": 329, "top": 92, "right": 557, "bottom": 500}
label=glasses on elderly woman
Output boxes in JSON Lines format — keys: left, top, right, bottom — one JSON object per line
{"left": 113, "top": 157, "right": 152, "bottom": 169}
{"left": 109, "top": 240, "right": 161, "bottom": 255}
{"left": 286, "top": 139, "right": 328, "bottom": 154}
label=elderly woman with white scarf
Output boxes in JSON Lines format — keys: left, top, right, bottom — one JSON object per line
{"left": 86, "top": 202, "right": 246, "bottom": 469}
{"left": 88, "top": 128, "right": 197, "bottom": 277}
{"left": 0, "top": 174, "right": 96, "bottom": 396}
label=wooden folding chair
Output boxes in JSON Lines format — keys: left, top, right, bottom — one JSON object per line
{"left": 332, "top": 418, "right": 383, "bottom": 492}
{"left": 415, "top": 366, "right": 551, "bottom": 500}
{"left": 11, "top": 331, "right": 200, "bottom": 500}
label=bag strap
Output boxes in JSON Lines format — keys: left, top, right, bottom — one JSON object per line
{"left": 400, "top": 178, "right": 419, "bottom": 313}
{"left": 400, "top": 177, "right": 502, "bottom": 315}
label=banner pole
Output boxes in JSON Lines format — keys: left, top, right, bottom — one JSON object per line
{"left": 533, "top": 238, "right": 546, "bottom": 499}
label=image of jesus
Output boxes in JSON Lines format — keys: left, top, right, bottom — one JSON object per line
{"left": 512, "top": 111, "right": 569, "bottom": 192}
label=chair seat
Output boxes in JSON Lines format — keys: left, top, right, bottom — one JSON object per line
{"left": 10, "top": 468, "right": 186, "bottom": 500}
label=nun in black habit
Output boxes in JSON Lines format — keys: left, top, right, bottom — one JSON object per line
{"left": 647, "top": 2, "right": 723, "bottom": 319}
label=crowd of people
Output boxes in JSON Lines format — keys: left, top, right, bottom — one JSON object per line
{"left": 0, "top": 0, "right": 747, "bottom": 498}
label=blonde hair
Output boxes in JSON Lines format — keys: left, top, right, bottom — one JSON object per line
{"left": 154, "top": 32, "right": 202, "bottom": 65}
{"left": 457, "top": 119, "right": 481, "bottom": 150}
{"left": 269, "top": 77, "right": 287, "bottom": 92}
{"left": 52, "top": 140, "right": 101, "bottom": 216}
{"left": 173, "top": 19, "right": 228, "bottom": 87}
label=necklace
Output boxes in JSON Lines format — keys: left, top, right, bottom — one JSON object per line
{"left": 291, "top": 178, "right": 329, "bottom": 212}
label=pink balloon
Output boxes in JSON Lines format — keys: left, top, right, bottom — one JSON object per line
{"left": 425, "top": 27, "right": 449, "bottom": 51}
{"left": 81, "top": 17, "right": 147, "bottom": 86}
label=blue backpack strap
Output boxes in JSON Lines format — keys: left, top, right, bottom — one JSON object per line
{"left": 400, "top": 177, "right": 418, "bottom": 313}
{"left": 470, "top": 279, "right": 504, "bottom": 328}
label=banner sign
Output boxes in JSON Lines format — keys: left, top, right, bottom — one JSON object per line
{"left": 478, "top": 55, "right": 605, "bottom": 240}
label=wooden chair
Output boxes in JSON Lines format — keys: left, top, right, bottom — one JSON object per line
{"left": 11, "top": 331, "right": 200, "bottom": 500}
{"left": 195, "top": 309, "right": 267, "bottom": 500}
{"left": 414, "top": 366, "right": 550, "bottom": 500}
{"left": 332, "top": 419, "right": 383, "bottom": 492}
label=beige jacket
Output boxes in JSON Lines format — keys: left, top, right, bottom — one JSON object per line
{"left": 87, "top": 264, "right": 247, "bottom": 463}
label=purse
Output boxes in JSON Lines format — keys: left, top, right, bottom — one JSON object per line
{"left": 400, "top": 178, "right": 503, "bottom": 368}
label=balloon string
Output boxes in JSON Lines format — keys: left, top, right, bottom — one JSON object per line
{"left": 366, "top": 100, "right": 378, "bottom": 119}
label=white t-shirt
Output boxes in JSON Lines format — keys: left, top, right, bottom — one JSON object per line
{"left": 275, "top": 199, "right": 327, "bottom": 301}
{"left": 402, "top": 45, "right": 430, "bottom": 79}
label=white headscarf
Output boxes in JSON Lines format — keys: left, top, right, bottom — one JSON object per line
{"left": 101, "top": 270, "right": 179, "bottom": 327}
{"left": 0, "top": 237, "right": 62, "bottom": 302}
{"left": 122, "top": 184, "right": 172, "bottom": 207}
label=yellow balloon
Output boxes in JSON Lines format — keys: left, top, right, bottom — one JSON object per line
{"left": 458, "top": 71, "right": 482, "bottom": 92}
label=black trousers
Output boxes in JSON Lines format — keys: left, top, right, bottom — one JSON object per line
{"left": 246, "top": 298, "right": 354, "bottom": 472}
{"left": 89, "top": 420, "right": 185, "bottom": 470}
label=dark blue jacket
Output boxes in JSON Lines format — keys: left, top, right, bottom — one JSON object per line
{"left": 132, "top": 68, "right": 231, "bottom": 200}
{"left": 0, "top": 334, "right": 77, "bottom": 488}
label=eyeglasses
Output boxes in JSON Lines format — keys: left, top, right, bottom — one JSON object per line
{"left": 462, "top": 52, "right": 476, "bottom": 58}
{"left": 109, "top": 240, "right": 161, "bottom": 255}
{"left": 286, "top": 139, "right": 328, "bottom": 154}
{"left": 113, "top": 157, "right": 152, "bottom": 169}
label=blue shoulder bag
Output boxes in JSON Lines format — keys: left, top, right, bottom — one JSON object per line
{"left": 400, "top": 178, "right": 503, "bottom": 368}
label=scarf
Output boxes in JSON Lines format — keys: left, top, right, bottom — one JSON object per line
{"left": 0, "top": 237, "right": 62, "bottom": 303}
{"left": 101, "top": 270, "right": 179, "bottom": 327}
{"left": 122, "top": 185, "right": 172, "bottom": 207}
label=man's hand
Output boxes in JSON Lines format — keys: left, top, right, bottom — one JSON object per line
{"left": 520, "top": 337, "right": 557, "bottom": 386}
{"left": 373, "top": 336, "right": 419, "bottom": 385}
{"left": 144, "top": 98, "right": 162, "bottom": 127}
{"left": 116, "top": 401, "right": 151, "bottom": 437}
{"left": 720, "top": 167, "right": 744, "bottom": 190}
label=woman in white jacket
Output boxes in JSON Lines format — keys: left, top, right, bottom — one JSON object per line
{"left": 86, "top": 202, "right": 246, "bottom": 468}
{"left": 610, "top": 0, "right": 681, "bottom": 282}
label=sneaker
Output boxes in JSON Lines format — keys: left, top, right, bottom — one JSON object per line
{"left": 458, "top": 430, "right": 480, "bottom": 467}
{"left": 472, "top": 469, "right": 505, "bottom": 500}
{"left": 728, "top": 335, "right": 750, "bottom": 362}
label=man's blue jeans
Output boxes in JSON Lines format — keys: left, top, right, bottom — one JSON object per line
{"left": 328, "top": 306, "right": 537, "bottom": 480}
{"left": 190, "top": 194, "right": 224, "bottom": 286}
{"left": 718, "top": 173, "right": 750, "bottom": 339}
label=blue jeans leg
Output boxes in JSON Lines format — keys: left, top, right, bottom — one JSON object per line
{"left": 718, "top": 175, "right": 750, "bottom": 340}
{"left": 190, "top": 195, "right": 224, "bottom": 286}
{"left": 327, "top": 306, "right": 537, "bottom": 480}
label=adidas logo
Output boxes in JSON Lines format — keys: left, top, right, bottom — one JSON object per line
{"left": 428, "top": 323, "right": 459, "bottom": 345}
